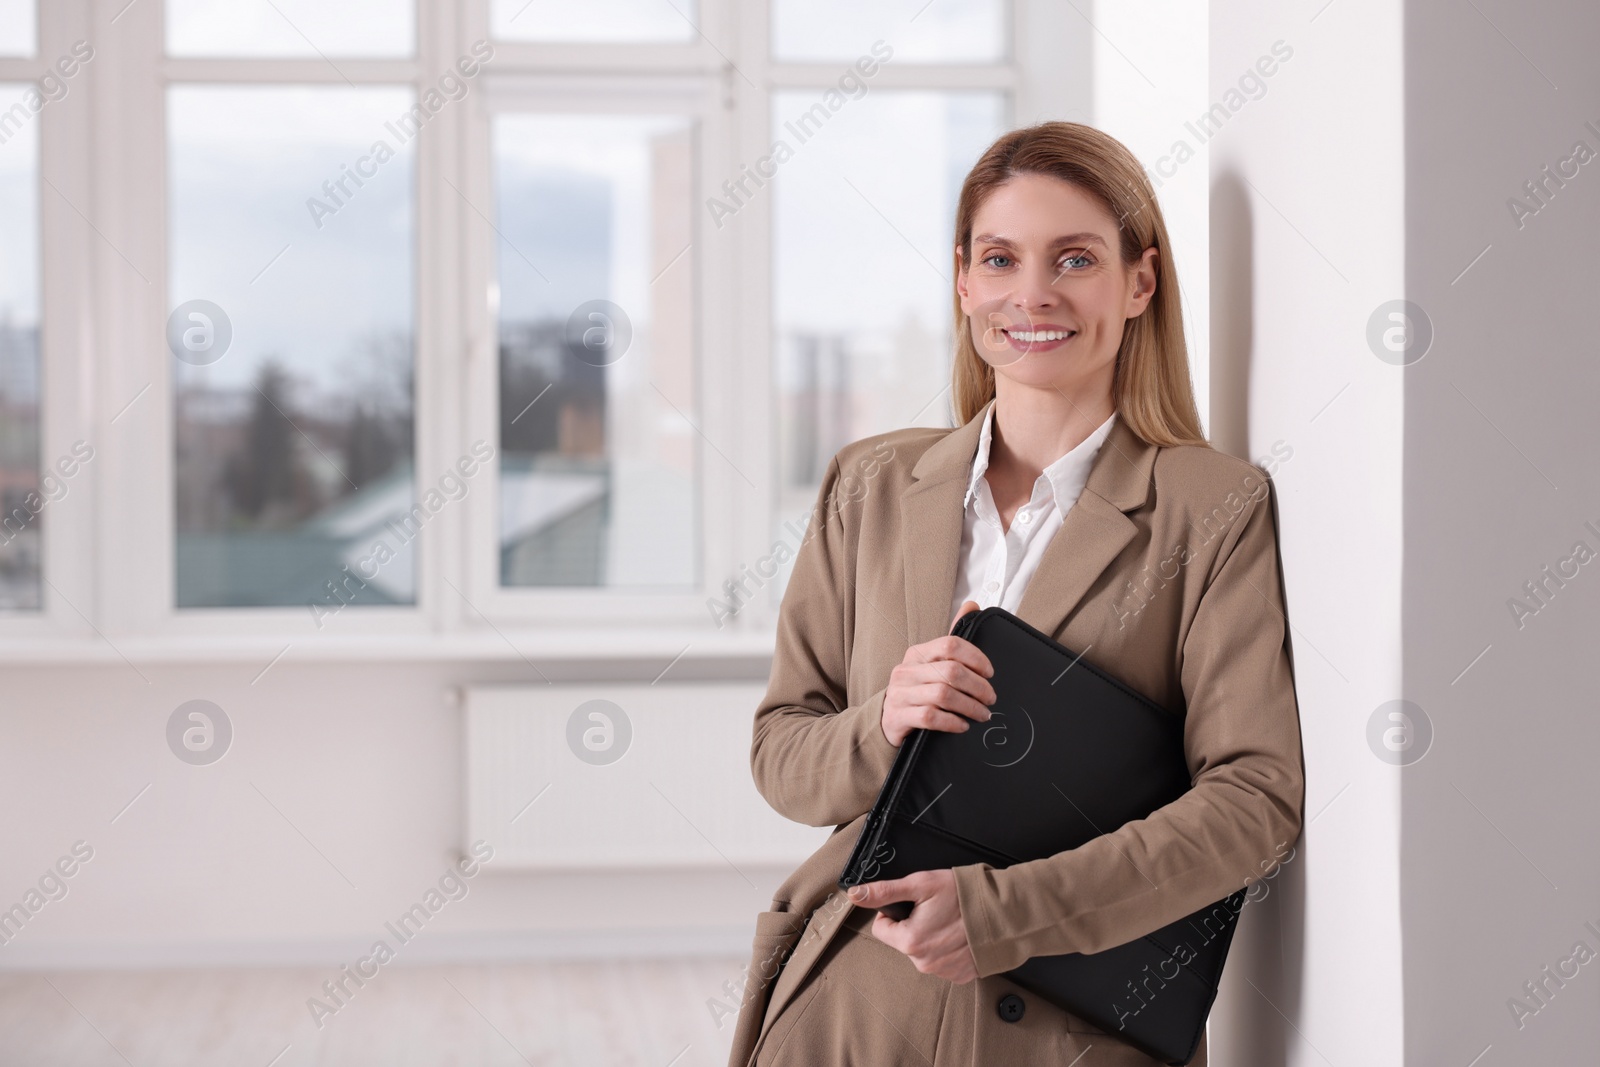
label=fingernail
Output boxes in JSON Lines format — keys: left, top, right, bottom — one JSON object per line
{"left": 848, "top": 885, "right": 865, "bottom": 901}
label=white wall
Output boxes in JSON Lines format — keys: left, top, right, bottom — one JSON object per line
{"left": 1202, "top": 1, "right": 1408, "bottom": 1064}
{"left": 0, "top": 657, "right": 782, "bottom": 970}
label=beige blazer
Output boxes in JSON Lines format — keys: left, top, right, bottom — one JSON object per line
{"left": 728, "top": 400, "right": 1306, "bottom": 1066}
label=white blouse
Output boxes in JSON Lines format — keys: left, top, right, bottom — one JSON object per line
{"left": 948, "top": 404, "right": 1119, "bottom": 623}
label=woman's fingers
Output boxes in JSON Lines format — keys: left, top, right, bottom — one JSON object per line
{"left": 909, "top": 635, "right": 994, "bottom": 680}
{"left": 935, "top": 658, "right": 997, "bottom": 705}
{"left": 904, "top": 682, "right": 992, "bottom": 725}
{"left": 888, "top": 663, "right": 995, "bottom": 713}
{"left": 918, "top": 707, "right": 982, "bottom": 733}
{"left": 846, "top": 874, "right": 922, "bottom": 908}
{"left": 914, "top": 658, "right": 997, "bottom": 707}
{"left": 882, "top": 609, "right": 999, "bottom": 746}
{"left": 890, "top": 704, "right": 973, "bottom": 736}
{"left": 939, "top": 672, "right": 996, "bottom": 717}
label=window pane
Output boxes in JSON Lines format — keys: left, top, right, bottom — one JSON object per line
{"left": 0, "top": 1, "right": 34, "bottom": 56}
{"left": 166, "top": 0, "right": 413, "bottom": 58}
{"left": 170, "top": 86, "right": 415, "bottom": 610}
{"left": 770, "top": 90, "right": 1004, "bottom": 596}
{"left": 0, "top": 82, "right": 39, "bottom": 609}
{"left": 772, "top": 0, "right": 1006, "bottom": 63}
{"left": 491, "top": 0, "right": 695, "bottom": 43}
{"left": 494, "top": 114, "right": 697, "bottom": 589}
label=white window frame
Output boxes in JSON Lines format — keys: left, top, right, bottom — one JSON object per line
{"left": 1, "top": 0, "right": 1077, "bottom": 661}
{"left": 0, "top": 0, "right": 97, "bottom": 646}
{"left": 458, "top": 68, "right": 736, "bottom": 628}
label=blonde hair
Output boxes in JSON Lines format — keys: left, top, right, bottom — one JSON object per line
{"left": 950, "top": 121, "right": 1208, "bottom": 448}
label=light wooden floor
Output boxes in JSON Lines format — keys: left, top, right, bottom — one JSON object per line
{"left": 0, "top": 957, "right": 746, "bottom": 1066}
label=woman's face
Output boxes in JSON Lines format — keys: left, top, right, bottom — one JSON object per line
{"left": 956, "top": 172, "right": 1158, "bottom": 398}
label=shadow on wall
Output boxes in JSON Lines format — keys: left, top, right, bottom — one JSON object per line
{"left": 1208, "top": 169, "right": 1253, "bottom": 461}
{"left": 1203, "top": 166, "right": 1306, "bottom": 1067}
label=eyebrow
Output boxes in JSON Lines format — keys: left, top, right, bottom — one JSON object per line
{"left": 973, "top": 232, "right": 1106, "bottom": 248}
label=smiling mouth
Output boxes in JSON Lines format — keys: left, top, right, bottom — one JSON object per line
{"left": 1003, "top": 328, "right": 1076, "bottom": 343}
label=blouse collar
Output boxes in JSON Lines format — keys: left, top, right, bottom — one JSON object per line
{"left": 962, "top": 404, "right": 1119, "bottom": 512}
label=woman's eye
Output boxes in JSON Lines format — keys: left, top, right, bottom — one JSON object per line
{"left": 982, "top": 254, "right": 1012, "bottom": 268}
{"left": 1060, "top": 253, "right": 1092, "bottom": 271}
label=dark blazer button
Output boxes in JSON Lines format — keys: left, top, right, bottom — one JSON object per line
{"left": 997, "top": 993, "right": 1025, "bottom": 1023}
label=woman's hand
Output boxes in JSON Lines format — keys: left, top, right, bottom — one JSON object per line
{"left": 880, "top": 600, "right": 996, "bottom": 748}
{"left": 848, "top": 871, "right": 979, "bottom": 984}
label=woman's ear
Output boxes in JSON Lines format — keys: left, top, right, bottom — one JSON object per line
{"left": 955, "top": 247, "right": 972, "bottom": 314}
{"left": 1126, "top": 245, "right": 1158, "bottom": 318}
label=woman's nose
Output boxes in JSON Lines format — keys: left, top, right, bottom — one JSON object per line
{"left": 1011, "top": 266, "right": 1059, "bottom": 314}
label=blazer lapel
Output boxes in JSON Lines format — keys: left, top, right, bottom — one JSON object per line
{"left": 900, "top": 400, "right": 993, "bottom": 645}
{"left": 1013, "top": 415, "right": 1158, "bottom": 640}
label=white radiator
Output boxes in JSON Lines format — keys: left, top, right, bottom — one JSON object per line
{"left": 463, "top": 683, "right": 832, "bottom": 870}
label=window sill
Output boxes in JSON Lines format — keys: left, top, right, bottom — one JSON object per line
{"left": 0, "top": 625, "right": 780, "bottom": 667}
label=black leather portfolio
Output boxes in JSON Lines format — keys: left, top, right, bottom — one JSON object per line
{"left": 838, "top": 607, "right": 1246, "bottom": 1066}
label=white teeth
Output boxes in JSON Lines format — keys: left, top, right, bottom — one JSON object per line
{"left": 1007, "top": 329, "right": 1074, "bottom": 342}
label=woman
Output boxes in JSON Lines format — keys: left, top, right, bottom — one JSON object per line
{"left": 728, "top": 122, "right": 1305, "bottom": 1067}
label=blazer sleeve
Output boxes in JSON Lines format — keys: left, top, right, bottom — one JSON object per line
{"left": 749, "top": 453, "right": 903, "bottom": 828}
{"left": 951, "top": 483, "right": 1306, "bottom": 976}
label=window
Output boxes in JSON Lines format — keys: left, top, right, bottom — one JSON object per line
{"left": 169, "top": 85, "right": 417, "bottom": 608}
{"left": 159, "top": 1, "right": 421, "bottom": 615}
{"left": 5, "top": 0, "right": 1041, "bottom": 649}
{"left": 0, "top": 0, "right": 33, "bottom": 57}
{"left": 0, "top": 80, "right": 39, "bottom": 609}
{"left": 165, "top": 0, "right": 414, "bottom": 58}
{"left": 490, "top": 0, "right": 697, "bottom": 44}
{"left": 493, "top": 113, "right": 698, "bottom": 590}
{"left": 771, "top": 0, "right": 1006, "bottom": 63}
